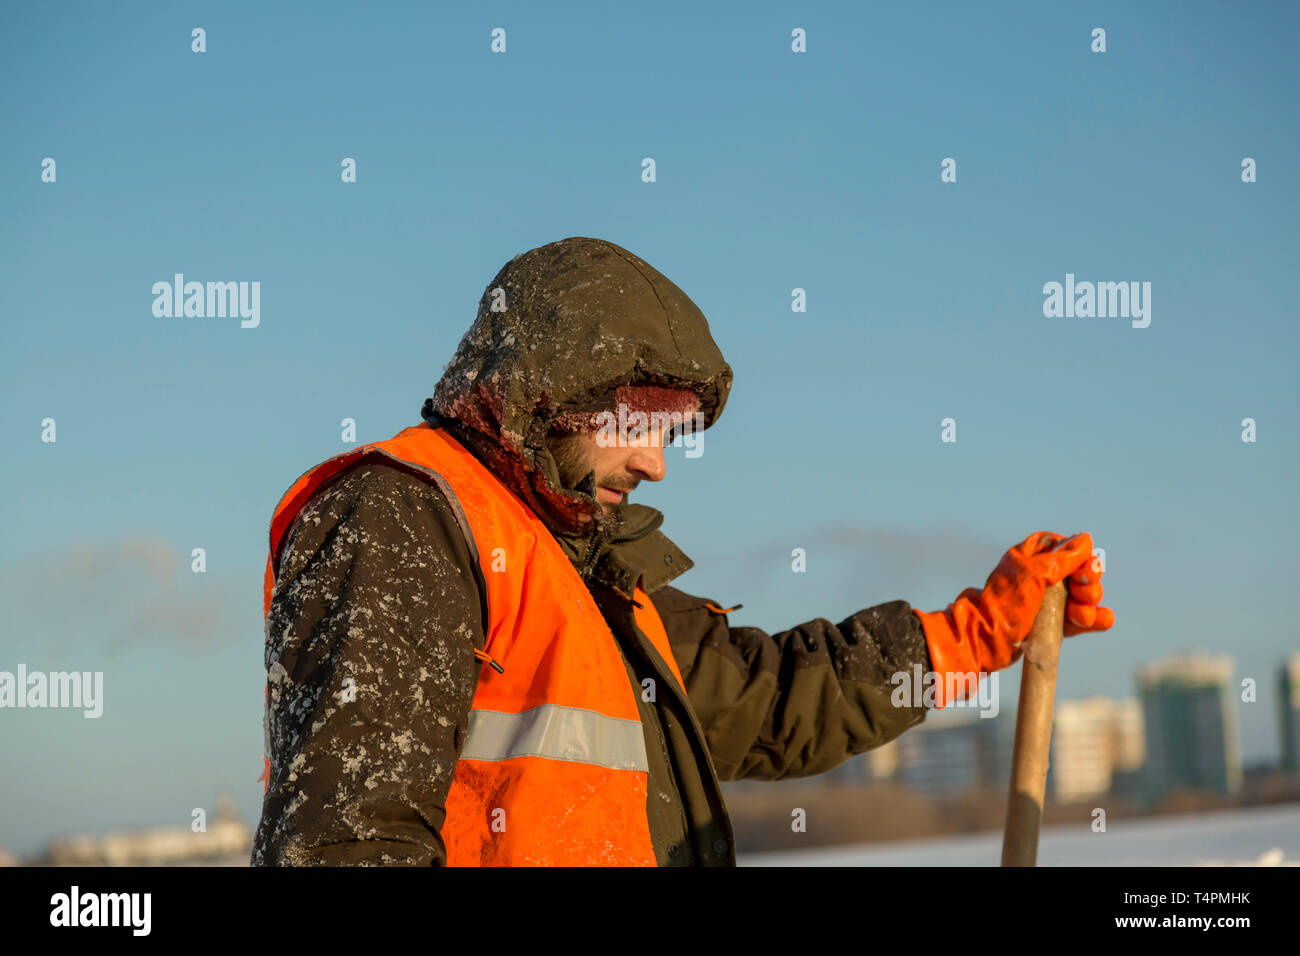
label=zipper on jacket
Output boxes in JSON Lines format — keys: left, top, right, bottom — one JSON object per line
{"left": 608, "top": 593, "right": 738, "bottom": 865}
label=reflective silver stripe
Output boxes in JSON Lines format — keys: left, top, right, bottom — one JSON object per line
{"left": 460, "top": 704, "right": 649, "bottom": 772}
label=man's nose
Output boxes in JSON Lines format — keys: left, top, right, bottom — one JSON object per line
{"left": 626, "top": 444, "right": 667, "bottom": 482}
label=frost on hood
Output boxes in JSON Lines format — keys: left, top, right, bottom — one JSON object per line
{"left": 428, "top": 236, "right": 733, "bottom": 465}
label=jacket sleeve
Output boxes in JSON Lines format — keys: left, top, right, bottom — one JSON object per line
{"left": 649, "top": 585, "right": 933, "bottom": 782}
{"left": 252, "top": 461, "right": 484, "bottom": 866}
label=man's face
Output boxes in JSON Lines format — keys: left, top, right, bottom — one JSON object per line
{"left": 546, "top": 421, "right": 672, "bottom": 511}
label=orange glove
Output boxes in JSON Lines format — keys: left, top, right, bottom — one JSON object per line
{"left": 913, "top": 531, "right": 1114, "bottom": 707}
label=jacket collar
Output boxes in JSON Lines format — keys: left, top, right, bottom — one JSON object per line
{"left": 552, "top": 501, "right": 694, "bottom": 596}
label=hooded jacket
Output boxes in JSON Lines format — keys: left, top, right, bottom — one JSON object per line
{"left": 252, "top": 237, "right": 934, "bottom": 866}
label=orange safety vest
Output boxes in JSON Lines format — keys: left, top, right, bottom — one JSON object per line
{"left": 261, "top": 421, "right": 688, "bottom": 866}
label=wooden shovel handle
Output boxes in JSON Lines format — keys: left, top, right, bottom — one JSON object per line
{"left": 1000, "top": 580, "right": 1068, "bottom": 867}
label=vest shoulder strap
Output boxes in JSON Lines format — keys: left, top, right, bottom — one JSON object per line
{"left": 372, "top": 451, "right": 491, "bottom": 649}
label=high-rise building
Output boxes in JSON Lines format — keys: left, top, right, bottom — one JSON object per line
{"left": 1280, "top": 653, "right": 1300, "bottom": 773}
{"left": 892, "top": 710, "right": 1013, "bottom": 799}
{"left": 817, "top": 739, "right": 898, "bottom": 785}
{"left": 1138, "top": 654, "right": 1241, "bottom": 801}
{"left": 1048, "top": 697, "right": 1145, "bottom": 802}
{"left": 865, "top": 738, "right": 900, "bottom": 781}
{"left": 1109, "top": 696, "right": 1147, "bottom": 801}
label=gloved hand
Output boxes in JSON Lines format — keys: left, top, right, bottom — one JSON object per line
{"left": 913, "top": 531, "right": 1114, "bottom": 707}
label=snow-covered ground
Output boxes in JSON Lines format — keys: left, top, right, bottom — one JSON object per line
{"left": 740, "top": 803, "right": 1300, "bottom": 866}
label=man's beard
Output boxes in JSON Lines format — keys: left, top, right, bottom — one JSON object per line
{"left": 544, "top": 431, "right": 638, "bottom": 513}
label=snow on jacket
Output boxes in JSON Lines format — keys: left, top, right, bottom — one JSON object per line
{"left": 252, "top": 237, "right": 933, "bottom": 865}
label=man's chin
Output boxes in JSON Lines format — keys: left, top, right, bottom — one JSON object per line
{"left": 598, "top": 495, "right": 634, "bottom": 515}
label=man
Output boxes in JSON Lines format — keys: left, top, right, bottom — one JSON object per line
{"left": 252, "top": 236, "right": 1113, "bottom": 866}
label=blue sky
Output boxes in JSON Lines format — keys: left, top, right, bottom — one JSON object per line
{"left": 1, "top": 1, "right": 1297, "bottom": 856}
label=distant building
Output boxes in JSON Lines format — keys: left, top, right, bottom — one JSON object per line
{"left": 1280, "top": 654, "right": 1300, "bottom": 774}
{"left": 891, "top": 710, "right": 1013, "bottom": 800}
{"left": 1138, "top": 654, "right": 1241, "bottom": 802}
{"left": 1109, "top": 697, "right": 1147, "bottom": 801}
{"left": 865, "top": 738, "right": 900, "bottom": 781}
{"left": 820, "top": 752, "right": 868, "bottom": 785}
{"left": 818, "top": 739, "right": 900, "bottom": 786}
{"left": 39, "top": 794, "right": 252, "bottom": 866}
{"left": 1048, "top": 697, "right": 1145, "bottom": 802}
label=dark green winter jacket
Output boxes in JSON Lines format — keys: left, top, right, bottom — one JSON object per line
{"left": 253, "top": 237, "right": 933, "bottom": 866}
